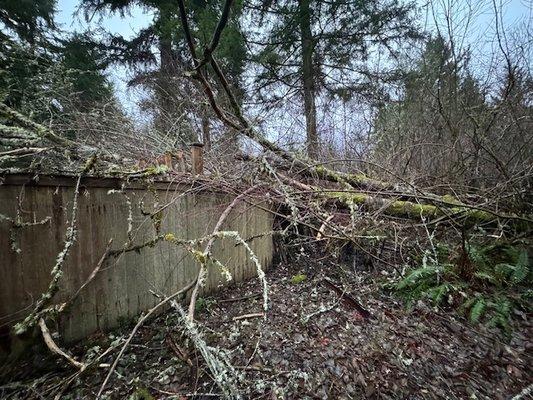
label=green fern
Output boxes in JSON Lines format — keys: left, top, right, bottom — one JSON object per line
{"left": 494, "top": 263, "right": 515, "bottom": 281}
{"left": 465, "top": 243, "right": 489, "bottom": 270}
{"left": 469, "top": 297, "right": 486, "bottom": 323}
{"left": 435, "top": 243, "right": 451, "bottom": 259}
{"left": 425, "top": 284, "right": 447, "bottom": 305}
{"left": 523, "top": 289, "right": 533, "bottom": 300}
{"left": 511, "top": 250, "right": 529, "bottom": 284}
{"left": 488, "top": 297, "right": 513, "bottom": 333}
{"left": 396, "top": 265, "right": 439, "bottom": 290}
{"left": 458, "top": 296, "right": 476, "bottom": 314}
{"left": 493, "top": 250, "right": 530, "bottom": 285}
{"left": 493, "top": 297, "right": 511, "bottom": 318}
{"left": 473, "top": 271, "right": 498, "bottom": 284}
{"left": 394, "top": 239, "right": 531, "bottom": 333}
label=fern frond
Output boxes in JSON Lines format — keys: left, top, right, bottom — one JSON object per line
{"left": 493, "top": 297, "right": 511, "bottom": 318}
{"left": 394, "top": 240, "right": 529, "bottom": 334}
{"left": 511, "top": 250, "right": 529, "bottom": 284}
{"left": 469, "top": 297, "right": 486, "bottom": 323}
{"left": 459, "top": 296, "right": 476, "bottom": 314}
{"left": 396, "top": 266, "right": 439, "bottom": 290}
{"left": 522, "top": 289, "right": 533, "bottom": 300}
{"left": 494, "top": 263, "right": 515, "bottom": 280}
{"left": 488, "top": 314, "right": 510, "bottom": 334}
{"left": 426, "top": 283, "right": 452, "bottom": 305}
{"left": 466, "top": 243, "right": 489, "bottom": 270}
{"left": 473, "top": 271, "right": 497, "bottom": 284}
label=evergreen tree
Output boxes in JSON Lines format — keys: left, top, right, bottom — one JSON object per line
{"left": 0, "top": 1, "right": 118, "bottom": 137}
{"left": 249, "top": 0, "right": 420, "bottom": 158}
{"left": 0, "top": 0, "right": 56, "bottom": 43}
{"left": 82, "top": 0, "right": 247, "bottom": 148}
{"left": 0, "top": 0, "right": 57, "bottom": 116}
{"left": 60, "top": 33, "right": 113, "bottom": 109}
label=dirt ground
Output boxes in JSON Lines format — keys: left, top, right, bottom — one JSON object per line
{"left": 1, "top": 251, "right": 531, "bottom": 399}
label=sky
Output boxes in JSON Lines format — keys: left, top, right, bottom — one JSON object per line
{"left": 55, "top": 1, "right": 151, "bottom": 40}
{"left": 55, "top": 1, "right": 154, "bottom": 115}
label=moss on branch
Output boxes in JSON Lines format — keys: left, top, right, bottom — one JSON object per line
{"left": 314, "top": 165, "right": 391, "bottom": 191}
{"left": 324, "top": 190, "right": 517, "bottom": 227}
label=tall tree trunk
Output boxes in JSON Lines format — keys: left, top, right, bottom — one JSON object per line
{"left": 202, "top": 105, "right": 211, "bottom": 151}
{"left": 298, "top": 0, "right": 318, "bottom": 159}
{"left": 155, "top": 27, "right": 174, "bottom": 136}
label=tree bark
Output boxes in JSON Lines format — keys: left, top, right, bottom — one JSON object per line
{"left": 298, "top": 0, "right": 319, "bottom": 159}
{"left": 155, "top": 24, "right": 174, "bottom": 135}
{"left": 201, "top": 105, "right": 211, "bottom": 151}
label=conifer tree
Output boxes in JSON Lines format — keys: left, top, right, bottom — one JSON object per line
{"left": 81, "top": 0, "right": 247, "bottom": 147}
{"left": 0, "top": 1, "right": 118, "bottom": 136}
{"left": 249, "top": 0, "right": 420, "bottom": 158}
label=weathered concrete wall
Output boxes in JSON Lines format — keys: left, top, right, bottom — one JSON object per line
{"left": 0, "top": 175, "right": 273, "bottom": 342}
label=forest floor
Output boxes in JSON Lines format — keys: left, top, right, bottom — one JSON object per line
{"left": 1, "top": 251, "right": 532, "bottom": 399}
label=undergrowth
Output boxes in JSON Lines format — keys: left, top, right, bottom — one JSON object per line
{"left": 394, "top": 236, "right": 532, "bottom": 334}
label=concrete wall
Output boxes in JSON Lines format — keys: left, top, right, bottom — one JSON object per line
{"left": 0, "top": 174, "right": 273, "bottom": 341}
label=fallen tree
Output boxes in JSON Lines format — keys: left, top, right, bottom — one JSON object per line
{"left": 170, "top": 0, "right": 532, "bottom": 233}
{"left": 0, "top": 3, "right": 531, "bottom": 398}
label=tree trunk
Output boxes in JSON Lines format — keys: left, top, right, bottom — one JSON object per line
{"left": 298, "top": 0, "right": 318, "bottom": 159}
{"left": 155, "top": 29, "right": 174, "bottom": 136}
{"left": 202, "top": 106, "right": 211, "bottom": 152}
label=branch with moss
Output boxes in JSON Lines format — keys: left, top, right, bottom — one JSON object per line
{"left": 186, "top": 185, "right": 261, "bottom": 321}
{"left": 13, "top": 155, "right": 97, "bottom": 335}
{"left": 170, "top": 300, "right": 242, "bottom": 399}
{"left": 320, "top": 189, "right": 532, "bottom": 229}
{"left": 0, "top": 103, "right": 75, "bottom": 148}
{"left": 174, "top": 0, "right": 532, "bottom": 231}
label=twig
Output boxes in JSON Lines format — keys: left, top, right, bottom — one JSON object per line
{"left": 39, "top": 318, "right": 86, "bottom": 370}
{"left": 188, "top": 185, "right": 259, "bottom": 321}
{"left": 50, "top": 338, "right": 121, "bottom": 400}
{"left": 245, "top": 330, "right": 263, "bottom": 367}
{"left": 301, "top": 298, "right": 342, "bottom": 324}
{"left": 166, "top": 335, "right": 194, "bottom": 368}
{"left": 59, "top": 239, "right": 113, "bottom": 313}
{"left": 232, "top": 313, "right": 264, "bottom": 321}
{"left": 0, "top": 147, "right": 48, "bottom": 157}
{"left": 235, "top": 365, "right": 274, "bottom": 373}
{"left": 219, "top": 293, "right": 262, "bottom": 303}
{"left": 322, "top": 278, "right": 373, "bottom": 320}
{"left": 316, "top": 214, "right": 335, "bottom": 240}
